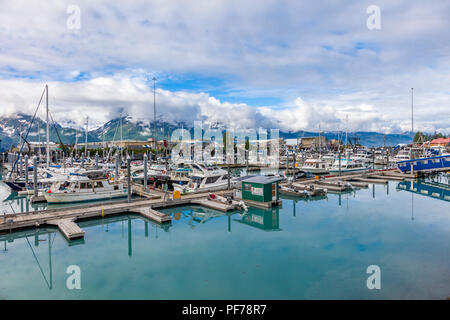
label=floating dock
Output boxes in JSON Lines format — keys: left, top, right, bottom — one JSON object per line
{"left": 47, "top": 218, "right": 85, "bottom": 240}
{"left": 0, "top": 191, "right": 230, "bottom": 240}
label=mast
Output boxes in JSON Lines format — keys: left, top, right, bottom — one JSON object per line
{"left": 153, "top": 77, "right": 156, "bottom": 139}
{"left": 85, "top": 116, "right": 88, "bottom": 155}
{"left": 75, "top": 128, "right": 78, "bottom": 155}
{"left": 411, "top": 88, "right": 414, "bottom": 138}
{"left": 120, "top": 115, "right": 123, "bottom": 157}
{"left": 46, "top": 84, "right": 50, "bottom": 168}
{"left": 37, "top": 120, "right": 40, "bottom": 160}
{"left": 345, "top": 114, "right": 348, "bottom": 147}
{"left": 318, "top": 123, "right": 321, "bottom": 156}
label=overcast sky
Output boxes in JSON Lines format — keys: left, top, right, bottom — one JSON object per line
{"left": 0, "top": 0, "right": 449, "bottom": 133}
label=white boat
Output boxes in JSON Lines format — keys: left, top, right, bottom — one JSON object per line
{"left": 351, "top": 148, "right": 373, "bottom": 165}
{"left": 173, "top": 163, "right": 230, "bottom": 194}
{"left": 390, "top": 150, "right": 411, "bottom": 163}
{"left": 374, "top": 150, "right": 388, "bottom": 165}
{"left": 329, "top": 159, "right": 369, "bottom": 174}
{"left": 44, "top": 176, "right": 127, "bottom": 203}
{"left": 299, "top": 157, "right": 333, "bottom": 174}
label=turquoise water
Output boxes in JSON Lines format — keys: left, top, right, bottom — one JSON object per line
{"left": 0, "top": 168, "right": 449, "bottom": 299}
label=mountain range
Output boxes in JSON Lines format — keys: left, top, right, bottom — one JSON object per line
{"left": 0, "top": 113, "right": 414, "bottom": 151}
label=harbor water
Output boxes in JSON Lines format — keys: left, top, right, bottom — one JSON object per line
{"left": 0, "top": 168, "right": 449, "bottom": 299}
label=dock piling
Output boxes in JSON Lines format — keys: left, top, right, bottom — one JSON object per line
{"left": 143, "top": 153, "right": 148, "bottom": 191}
{"left": 127, "top": 156, "right": 131, "bottom": 203}
{"left": 24, "top": 155, "right": 29, "bottom": 189}
{"left": 33, "top": 156, "right": 38, "bottom": 197}
{"left": 115, "top": 154, "right": 119, "bottom": 178}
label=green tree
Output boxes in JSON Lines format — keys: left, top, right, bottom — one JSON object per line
{"left": 413, "top": 131, "right": 427, "bottom": 143}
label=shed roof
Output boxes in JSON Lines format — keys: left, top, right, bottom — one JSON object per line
{"left": 242, "top": 175, "right": 283, "bottom": 184}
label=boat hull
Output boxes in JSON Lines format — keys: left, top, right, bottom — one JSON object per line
{"left": 299, "top": 167, "right": 329, "bottom": 174}
{"left": 173, "top": 182, "right": 229, "bottom": 194}
{"left": 44, "top": 190, "right": 128, "bottom": 203}
{"left": 397, "top": 155, "right": 450, "bottom": 173}
{"left": 329, "top": 168, "right": 368, "bottom": 174}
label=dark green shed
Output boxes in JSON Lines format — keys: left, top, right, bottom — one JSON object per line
{"left": 241, "top": 176, "right": 281, "bottom": 203}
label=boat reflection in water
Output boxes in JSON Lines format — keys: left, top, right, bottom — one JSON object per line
{"left": 234, "top": 206, "right": 281, "bottom": 232}
{"left": 0, "top": 214, "right": 172, "bottom": 291}
{"left": 397, "top": 180, "right": 450, "bottom": 202}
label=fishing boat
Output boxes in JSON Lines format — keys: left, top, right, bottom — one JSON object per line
{"left": 391, "top": 150, "right": 411, "bottom": 163}
{"left": 374, "top": 149, "right": 388, "bottom": 165}
{"left": 351, "top": 148, "right": 373, "bottom": 165}
{"left": 44, "top": 176, "right": 127, "bottom": 203}
{"left": 329, "top": 159, "right": 369, "bottom": 174}
{"left": 299, "top": 157, "right": 333, "bottom": 174}
{"left": 169, "top": 167, "right": 192, "bottom": 187}
{"left": 173, "top": 163, "right": 230, "bottom": 194}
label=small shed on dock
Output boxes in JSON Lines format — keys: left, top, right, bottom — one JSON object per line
{"left": 241, "top": 176, "right": 281, "bottom": 204}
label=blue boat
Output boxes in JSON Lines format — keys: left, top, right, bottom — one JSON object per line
{"left": 397, "top": 155, "right": 450, "bottom": 173}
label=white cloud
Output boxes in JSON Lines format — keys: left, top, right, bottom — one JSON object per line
{"left": 0, "top": 76, "right": 448, "bottom": 134}
{"left": 0, "top": 1, "right": 449, "bottom": 134}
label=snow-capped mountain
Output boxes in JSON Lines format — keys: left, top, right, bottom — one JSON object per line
{"left": 0, "top": 113, "right": 415, "bottom": 150}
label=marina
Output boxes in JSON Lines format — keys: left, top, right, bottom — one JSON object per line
{"left": 1, "top": 171, "right": 449, "bottom": 299}
{"left": 1, "top": 2, "right": 449, "bottom": 305}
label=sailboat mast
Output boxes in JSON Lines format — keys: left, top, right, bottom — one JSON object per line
{"left": 411, "top": 88, "right": 414, "bottom": 137}
{"left": 46, "top": 84, "right": 50, "bottom": 168}
{"left": 75, "top": 128, "right": 78, "bottom": 155}
{"left": 37, "top": 119, "right": 41, "bottom": 160}
{"left": 345, "top": 114, "right": 348, "bottom": 147}
{"left": 318, "top": 123, "right": 321, "bottom": 155}
{"left": 85, "top": 116, "right": 88, "bottom": 155}
{"left": 120, "top": 116, "right": 123, "bottom": 157}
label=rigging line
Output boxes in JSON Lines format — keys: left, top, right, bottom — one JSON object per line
{"left": 48, "top": 110, "right": 66, "bottom": 150}
{"left": 51, "top": 231, "right": 57, "bottom": 246}
{"left": 25, "top": 235, "right": 51, "bottom": 289}
{"left": 9, "top": 87, "right": 46, "bottom": 178}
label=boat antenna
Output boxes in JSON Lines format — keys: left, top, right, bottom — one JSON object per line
{"left": 411, "top": 88, "right": 414, "bottom": 141}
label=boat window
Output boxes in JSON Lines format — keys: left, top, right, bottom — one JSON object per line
{"left": 94, "top": 181, "right": 104, "bottom": 188}
{"left": 86, "top": 182, "right": 93, "bottom": 189}
{"left": 80, "top": 182, "right": 87, "bottom": 189}
{"left": 206, "top": 176, "right": 220, "bottom": 184}
{"left": 114, "top": 185, "right": 119, "bottom": 190}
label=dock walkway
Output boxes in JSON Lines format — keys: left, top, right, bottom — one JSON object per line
{"left": 0, "top": 191, "right": 221, "bottom": 239}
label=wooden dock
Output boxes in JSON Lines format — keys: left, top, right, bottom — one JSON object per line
{"left": 0, "top": 191, "right": 222, "bottom": 240}
{"left": 134, "top": 207, "right": 172, "bottom": 223}
{"left": 349, "top": 177, "right": 388, "bottom": 184}
{"left": 190, "top": 198, "right": 239, "bottom": 212}
{"left": 47, "top": 218, "right": 85, "bottom": 240}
